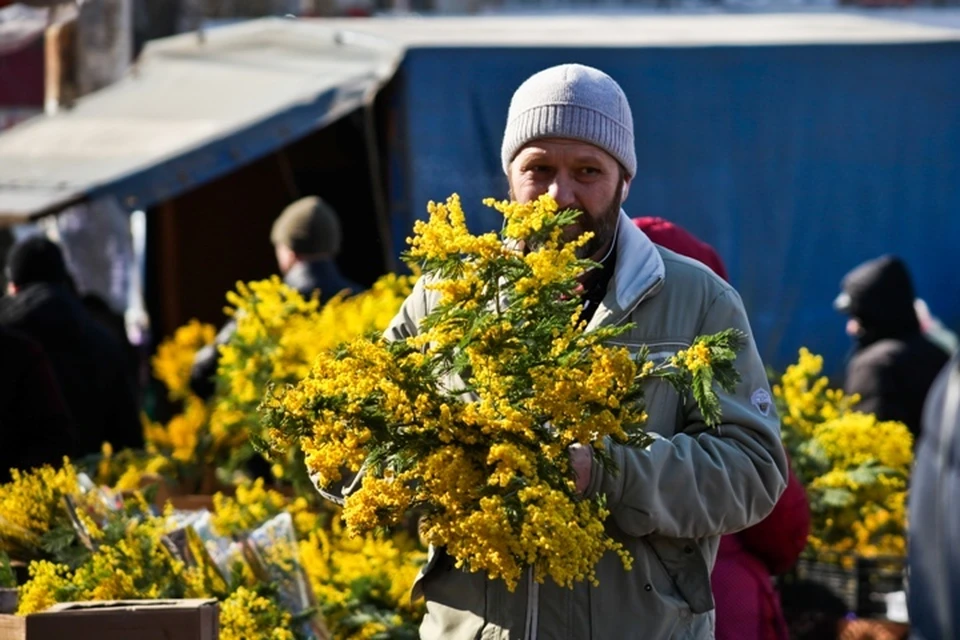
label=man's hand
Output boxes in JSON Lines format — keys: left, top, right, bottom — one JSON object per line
{"left": 569, "top": 443, "right": 593, "bottom": 495}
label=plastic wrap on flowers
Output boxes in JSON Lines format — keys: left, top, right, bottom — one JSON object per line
{"left": 165, "top": 510, "right": 241, "bottom": 582}
{"left": 244, "top": 512, "right": 327, "bottom": 640}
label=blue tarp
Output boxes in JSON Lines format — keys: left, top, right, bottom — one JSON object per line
{"left": 387, "top": 42, "right": 960, "bottom": 376}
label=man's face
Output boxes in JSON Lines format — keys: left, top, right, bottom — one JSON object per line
{"left": 274, "top": 243, "right": 297, "bottom": 275}
{"left": 508, "top": 138, "right": 629, "bottom": 261}
{"left": 846, "top": 317, "right": 863, "bottom": 338}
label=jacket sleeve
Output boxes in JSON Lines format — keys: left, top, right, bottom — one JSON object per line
{"left": 383, "top": 275, "right": 432, "bottom": 342}
{"left": 737, "top": 456, "right": 810, "bottom": 575}
{"left": 587, "top": 288, "right": 789, "bottom": 539}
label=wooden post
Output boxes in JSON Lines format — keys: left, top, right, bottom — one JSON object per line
{"left": 157, "top": 201, "right": 183, "bottom": 340}
{"left": 44, "top": 15, "right": 77, "bottom": 114}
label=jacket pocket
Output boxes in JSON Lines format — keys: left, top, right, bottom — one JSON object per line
{"left": 411, "top": 545, "right": 442, "bottom": 601}
{"left": 640, "top": 538, "right": 687, "bottom": 612}
{"left": 645, "top": 536, "right": 715, "bottom": 614}
{"left": 415, "top": 549, "right": 491, "bottom": 640}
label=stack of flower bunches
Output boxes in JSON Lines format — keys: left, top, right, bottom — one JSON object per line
{"left": 774, "top": 349, "right": 913, "bottom": 561}
{"left": 105, "top": 274, "right": 416, "bottom": 494}
{"left": 127, "top": 319, "right": 240, "bottom": 493}
{"left": 260, "top": 193, "right": 744, "bottom": 591}
{"left": 209, "top": 478, "right": 426, "bottom": 639}
{"left": 7, "top": 464, "right": 297, "bottom": 639}
{"left": 214, "top": 273, "right": 416, "bottom": 481}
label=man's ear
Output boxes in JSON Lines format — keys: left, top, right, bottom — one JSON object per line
{"left": 621, "top": 176, "right": 632, "bottom": 204}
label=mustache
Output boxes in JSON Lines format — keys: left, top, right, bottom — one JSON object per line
{"left": 505, "top": 182, "right": 625, "bottom": 259}
{"left": 562, "top": 221, "right": 590, "bottom": 242}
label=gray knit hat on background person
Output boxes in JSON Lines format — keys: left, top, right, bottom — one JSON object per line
{"left": 270, "top": 196, "right": 343, "bottom": 257}
{"left": 501, "top": 64, "right": 636, "bottom": 177}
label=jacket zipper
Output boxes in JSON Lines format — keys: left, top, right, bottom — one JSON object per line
{"left": 523, "top": 276, "right": 661, "bottom": 639}
{"left": 523, "top": 567, "right": 539, "bottom": 640}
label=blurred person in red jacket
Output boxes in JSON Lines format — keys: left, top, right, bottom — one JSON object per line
{"left": 633, "top": 217, "right": 729, "bottom": 282}
{"left": 634, "top": 216, "right": 810, "bottom": 640}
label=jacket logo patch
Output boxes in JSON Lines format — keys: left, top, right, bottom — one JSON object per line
{"left": 751, "top": 389, "right": 772, "bottom": 416}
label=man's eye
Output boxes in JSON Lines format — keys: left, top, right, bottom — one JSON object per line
{"left": 579, "top": 167, "right": 601, "bottom": 176}
{"left": 526, "top": 165, "right": 551, "bottom": 174}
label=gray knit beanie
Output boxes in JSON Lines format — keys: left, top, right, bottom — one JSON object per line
{"left": 501, "top": 64, "right": 636, "bottom": 177}
{"left": 270, "top": 196, "right": 342, "bottom": 257}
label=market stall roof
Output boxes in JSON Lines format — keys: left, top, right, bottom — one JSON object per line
{"left": 0, "top": 18, "right": 400, "bottom": 222}
{"left": 320, "top": 11, "right": 960, "bottom": 47}
{"left": 3, "top": 12, "right": 959, "bottom": 222}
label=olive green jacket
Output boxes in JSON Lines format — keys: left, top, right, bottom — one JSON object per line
{"left": 321, "top": 211, "right": 788, "bottom": 639}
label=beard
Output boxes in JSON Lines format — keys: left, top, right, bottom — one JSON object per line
{"left": 510, "top": 181, "right": 623, "bottom": 261}
{"left": 563, "top": 183, "right": 622, "bottom": 260}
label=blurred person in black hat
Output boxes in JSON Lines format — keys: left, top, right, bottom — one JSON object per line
{"left": 835, "top": 255, "right": 949, "bottom": 439}
{"left": 189, "top": 196, "right": 363, "bottom": 399}
{"left": 0, "top": 236, "right": 143, "bottom": 457}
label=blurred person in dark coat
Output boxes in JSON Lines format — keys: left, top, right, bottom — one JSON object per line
{"left": 908, "top": 352, "right": 960, "bottom": 639}
{"left": 81, "top": 291, "right": 143, "bottom": 398}
{"left": 0, "top": 236, "right": 143, "bottom": 456}
{"left": 189, "top": 195, "right": 363, "bottom": 400}
{"left": 0, "top": 325, "right": 79, "bottom": 480}
{"left": 834, "top": 255, "right": 949, "bottom": 438}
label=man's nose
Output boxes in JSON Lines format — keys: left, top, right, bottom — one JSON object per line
{"left": 547, "top": 172, "right": 576, "bottom": 209}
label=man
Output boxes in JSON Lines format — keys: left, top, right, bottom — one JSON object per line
{"left": 190, "top": 195, "right": 362, "bottom": 399}
{"left": 0, "top": 236, "right": 142, "bottom": 456}
{"left": 908, "top": 352, "right": 960, "bottom": 640}
{"left": 268, "top": 195, "right": 362, "bottom": 303}
{"left": 327, "top": 64, "right": 788, "bottom": 639}
{"left": 834, "top": 255, "right": 949, "bottom": 438}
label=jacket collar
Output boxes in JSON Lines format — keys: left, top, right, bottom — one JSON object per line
{"left": 284, "top": 259, "right": 355, "bottom": 302}
{"left": 586, "top": 210, "right": 666, "bottom": 330}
